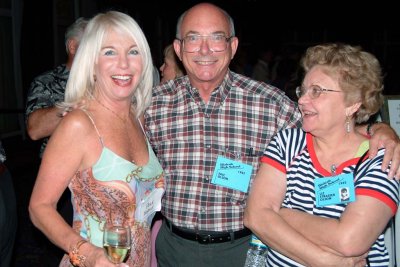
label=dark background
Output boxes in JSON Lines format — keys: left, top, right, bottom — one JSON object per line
{"left": 5, "top": 0, "right": 400, "bottom": 266}
{"left": 20, "top": 0, "right": 400, "bottom": 97}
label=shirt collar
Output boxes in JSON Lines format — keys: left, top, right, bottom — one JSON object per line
{"left": 187, "top": 70, "right": 233, "bottom": 104}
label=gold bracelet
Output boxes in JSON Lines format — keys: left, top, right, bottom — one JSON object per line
{"left": 69, "top": 239, "right": 88, "bottom": 267}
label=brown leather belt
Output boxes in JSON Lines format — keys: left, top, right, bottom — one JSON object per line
{"left": 0, "top": 163, "right": 6, "bottom": 176}
{"left": 164, "top": 219, "right": 251, "bottom": 244}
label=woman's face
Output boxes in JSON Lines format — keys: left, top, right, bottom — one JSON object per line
{"left": 94, "top": 28, "right": 143, "bottom": 101}
{"left": 298, "top": 66, "right": 347, "bottom": 136}
{"left": 160, "top": 56, "right": 178, "bottom": 83}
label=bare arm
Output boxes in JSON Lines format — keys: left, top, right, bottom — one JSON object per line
{"left": 244, "top": 163, "right": 366, "bottom": 267}
{"left": 28, "top": 111, "right": 117, "bottom": 267}
{"left": 279, "top": 194, "right": 393, "bottom": 256}
{"left": 26, "top": 106, "right": 63, "bottom": 140}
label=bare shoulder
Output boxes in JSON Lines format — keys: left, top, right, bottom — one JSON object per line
{"left": 45, "top": 108, "right": 101, "bottom": 168}
{"left": 55, "top": 109, "right": 94, "bottom": 137}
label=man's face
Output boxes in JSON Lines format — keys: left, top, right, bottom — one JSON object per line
{"left": 174, "top": 4, "right": 238, "bottom": 89}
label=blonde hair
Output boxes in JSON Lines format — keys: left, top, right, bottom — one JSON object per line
{"left": 301, "top": 43, "right": 383, "bottom": 123}
{"left": 62, "top": 11, "right": 154, "bottom": 118}
{"left": 163, "top": 44, "right": 185, "bottom": 78}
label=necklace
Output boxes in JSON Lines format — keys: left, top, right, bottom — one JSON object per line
{"left": 94, "top": 98, "right": 129, "bottom": 123}
{"left": 330, "top": 164, "right": 337, "bottom": 175}
{"left": 94, "top": 98, "right": 138, "bottom": 164}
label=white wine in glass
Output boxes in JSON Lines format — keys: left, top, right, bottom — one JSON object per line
{"left": 103, "top": 225, "right": 131, "bottom": 263}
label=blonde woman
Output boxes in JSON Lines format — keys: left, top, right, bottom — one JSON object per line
{"left": 159, "top": 44, "right": 185, "bottom": 83}
{"left": 29, "top": 11, "right": 164, "bottom": 267}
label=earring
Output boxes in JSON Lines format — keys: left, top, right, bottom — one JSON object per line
{"left": 345, "top": 115, "right": 351, "bottom": 133}
{"left": 93, "top": 74, "right": 97, "bottom": 82}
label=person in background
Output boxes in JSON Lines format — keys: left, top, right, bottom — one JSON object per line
{"left": 29, "top": 11, "right": 164, "bottom": 267}
{"left": 245, "top": 43, "right": 399, "bottom": 266}
{"left": 153, "top": 65, "right": 161, "bottom": 85}
{"left": 0, "top": 139, "right": 17, "bottom": 267}
{"left": 25, "top": 18, "right": 88, "bottom": 265}
{"left": 251, "top": 46, "right": 274, "bottom": 83}
{"left": 150, "top": 43, "right": 186, "bottom": 267}
{"left": 25, "top": 17, "right": 88, "bottom": 157}
{"left": 145, "top": 3, "right": 400, "bottom": 266}
{"left": 159, "top": 44, "right": 185, "bottom": 83}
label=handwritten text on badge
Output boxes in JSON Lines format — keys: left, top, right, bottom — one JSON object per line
{"left": 211, "top": 156, "right": 253, "bottom": 192}
{"left": 314, "top": 173, "right": 355, "bottom": 207}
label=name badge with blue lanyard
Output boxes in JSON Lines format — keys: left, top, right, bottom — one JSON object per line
{"left": 314, "top": 150, "right": 368, "bottom": 207}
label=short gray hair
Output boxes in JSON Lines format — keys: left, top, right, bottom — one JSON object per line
{"left": 64, "top": 17, "right": 88, "bottom": 54}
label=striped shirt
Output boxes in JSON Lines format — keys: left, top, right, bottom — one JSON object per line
{"left": 145, "top": 70, "right": 302, "bottom": 232}
{"left": 262, "top": 128, "right": 399, "bottom": 267}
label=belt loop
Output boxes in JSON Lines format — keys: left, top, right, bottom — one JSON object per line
{"left": 229, "top": 232, "right": 234, "bottom": 243}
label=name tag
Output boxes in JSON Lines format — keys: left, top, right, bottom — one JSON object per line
{"left": 137, "top": 188, "right": 164, "bottom": 221}
{"left": 314, "top": 173, "right": 355, "bottom": 207}
{"left": 211, "top": 156, "right": 253, "bottom": 192}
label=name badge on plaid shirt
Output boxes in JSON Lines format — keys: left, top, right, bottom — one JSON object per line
{"left": 211, "top": 156, "right": 253, "bottom": 192}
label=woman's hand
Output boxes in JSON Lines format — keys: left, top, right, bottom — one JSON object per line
{"left": 81, "top": 244, "right": 129, "bottom": 267}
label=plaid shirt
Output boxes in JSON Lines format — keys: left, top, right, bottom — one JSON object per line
{"left": 145, "top": 70, "right": 302, "bottom": 232}
{"left": 25, "top": 64, "right": 69, "bottom": 157}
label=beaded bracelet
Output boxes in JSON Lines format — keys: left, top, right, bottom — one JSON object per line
{"left": 69, "top": 239, "right": 88, "bottom": 267}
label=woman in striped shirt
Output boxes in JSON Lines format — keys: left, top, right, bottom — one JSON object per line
{"left": 245, "top": 43, "right": 399, "bottom": 266}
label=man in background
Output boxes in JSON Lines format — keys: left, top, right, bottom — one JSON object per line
{"left": 24, "top": 17, "right": 87, "bottom": 267}
{"left": 25, "top": 17, "right": 88, "bottom": 157}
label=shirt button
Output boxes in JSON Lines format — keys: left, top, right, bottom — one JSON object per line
{"left": 205, "top": 144, "right": 211, "bottom": 149}
{"left": 205, "top": 176, "right": 210, "bottom": 181}
{"left": 200, "top": 207, "right": 206, "bottom": 213}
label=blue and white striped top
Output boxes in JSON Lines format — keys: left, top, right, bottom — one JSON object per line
{"left": 262, "top": 128, "right": 399, "bottom": 267}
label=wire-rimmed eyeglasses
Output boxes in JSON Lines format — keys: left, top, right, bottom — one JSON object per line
{"left": 178, "top": 34, "right": 233, "bottom": 53}
{"left": 296, "top": 85, "right": 342, "bottom": 99}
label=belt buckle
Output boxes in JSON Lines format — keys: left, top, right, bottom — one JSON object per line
{"left": 196, "top": 233, "right": 212, "bottom": 244}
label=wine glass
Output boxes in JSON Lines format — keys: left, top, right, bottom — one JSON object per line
{"left": 103, "top": 224, "right": 131, "bottom": 263}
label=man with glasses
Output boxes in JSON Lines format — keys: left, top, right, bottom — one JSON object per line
{"left": 145, "top": 3, "right": 400, "bottom": 266}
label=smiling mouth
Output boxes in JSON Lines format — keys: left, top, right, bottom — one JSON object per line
{"left": 195, "top": 60, "right": 215, "bottom": 65}
{"left": 111, "top": 75, "right": 132, "bottom": 81}
{"left": 302, "top": 110, "right": 317, "bottom": 117}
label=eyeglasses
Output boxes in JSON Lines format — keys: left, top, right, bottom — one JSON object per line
{"left": 178, "top": 34, "right": 233, "bottom": 53}
{"left": 296, "top": 85, "right": 342, "bottom": 99}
